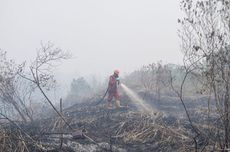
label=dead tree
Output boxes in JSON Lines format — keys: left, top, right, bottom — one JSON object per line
{"left": 18, "top": 42, "right": 72, "bottom": 129}
{"left": 179, "top": 0, "right": 230, "bottom": 150}
{"left": 140, "top": 63, "right": 156, "bottom": 92}
{"left": 0, "top": 50, "right": 32, "bottom": 122}
{"left": 139, "top": 62, "right": 171, "bottom": 101}
{"left": 169, "top": 64, "right": 202, "bottom": 151}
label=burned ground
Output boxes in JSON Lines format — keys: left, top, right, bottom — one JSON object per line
{"left": 0, "top": 92, "right": 219, "bottom": 152}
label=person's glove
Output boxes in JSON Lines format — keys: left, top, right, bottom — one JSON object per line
{"left": 116, "top": 77, "right": 120, "bottom": 85}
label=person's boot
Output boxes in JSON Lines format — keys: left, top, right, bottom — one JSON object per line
{"left": 107, "top": 102, "right": 113, "bottom": 109}
{"left": 115, "top": 100, "right": 121, "bottom": 108}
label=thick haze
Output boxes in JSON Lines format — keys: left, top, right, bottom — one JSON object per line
{"left": 0, "top": 0, "right": 183, "bottom": 96}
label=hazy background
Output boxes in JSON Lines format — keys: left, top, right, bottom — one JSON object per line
{"left": 0, "top": 0, "right": 183, "bottom": 97}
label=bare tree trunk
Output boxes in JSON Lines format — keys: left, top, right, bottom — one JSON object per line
{"left": 17, "top": 97, "right": 33, "bottom": 122}
{"left": 224, "top": 83, "right": 229, "bottom": 149}
{"left": 59, "top": 98, "right": 63, "bottom": 150}
{"left": 11, "top": 101, "right": 27, "bottom": 122}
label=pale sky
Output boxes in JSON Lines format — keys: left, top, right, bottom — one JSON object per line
{"left": 0, "top": 0, "right": 183, "bottom": 94}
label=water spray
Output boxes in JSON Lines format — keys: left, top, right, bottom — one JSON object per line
{"left": 120, "top": 83, "right": 156, "bottom": 114}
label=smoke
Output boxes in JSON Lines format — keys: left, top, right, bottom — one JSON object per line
{"left": 120, "top": 83, "right": 156, "bottom": 113}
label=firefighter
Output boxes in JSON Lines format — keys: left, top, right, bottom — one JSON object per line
{"left": 107, "top": 70, "right": 121, "bottom": 109}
